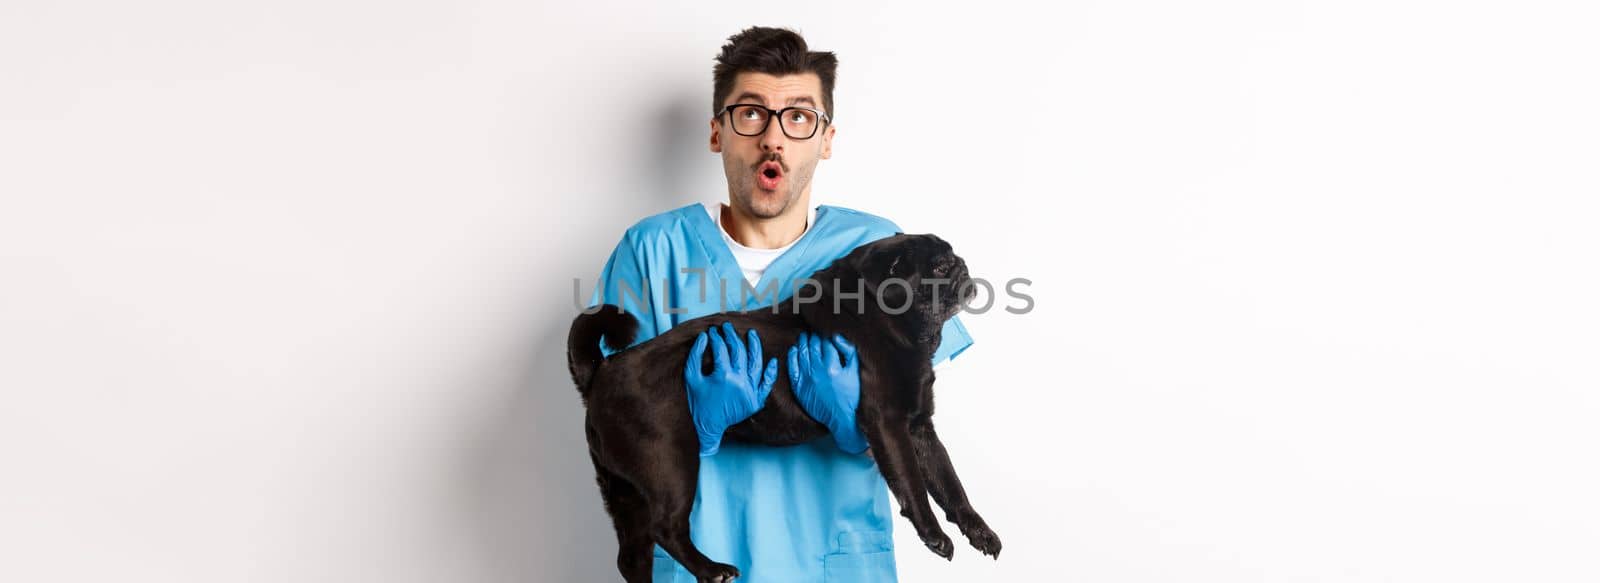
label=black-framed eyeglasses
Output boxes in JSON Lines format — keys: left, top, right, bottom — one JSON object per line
{"left": 716, "top": 104, "right": 832, "bottom": 140}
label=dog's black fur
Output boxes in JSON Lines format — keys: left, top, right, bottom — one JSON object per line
{"left": 566, "top": 234, "right": 1000, "bottom": 582}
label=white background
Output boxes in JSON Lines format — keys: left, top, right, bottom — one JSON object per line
{"left": 3, "top": 1, "right": 1597, "bottom": 581}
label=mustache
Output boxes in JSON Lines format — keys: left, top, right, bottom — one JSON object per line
{"left": 752, "top": 154, "right": 788, "bottom": 173}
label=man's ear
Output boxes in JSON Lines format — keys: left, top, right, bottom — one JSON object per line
{"left": 820, "top": 123, "right": 835, "bottom": 159}
{"left": 709, "top": 118, "right": 723, "bottom": 153}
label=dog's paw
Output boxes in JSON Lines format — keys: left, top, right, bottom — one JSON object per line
{"left": 695, "top": 562, "right": 740, "bottom": 583}
{"left": 964, "top": 525, "right": 1002, "bottom": 559}
{"left": 923, "top": 532, "right": 955, "bottom": 560}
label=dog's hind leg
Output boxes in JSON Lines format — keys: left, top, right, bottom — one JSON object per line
{"left": 910, "top": 419, "right": 1002, "bottom": 558}
{"left": 861, "top": 410, "right": 956, "bottom": 560}
{"left": 588, "top": 450, "right": 654, "bottom": 583}
{"left": 633, "top": 447, "right": 740, "bottom": 583}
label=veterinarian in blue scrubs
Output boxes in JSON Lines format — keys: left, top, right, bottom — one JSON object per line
{"left": 585, "top": 27, "right": 973, "bottom": 582}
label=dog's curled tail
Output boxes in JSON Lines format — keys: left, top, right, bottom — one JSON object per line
{"left": 566, "top": 305, "right": 638, "bottom": 393}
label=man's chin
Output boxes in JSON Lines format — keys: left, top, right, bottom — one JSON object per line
{"left": 746, "top": 190, "right": 791, "bottom": 218}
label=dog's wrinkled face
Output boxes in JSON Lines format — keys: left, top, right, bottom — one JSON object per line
{"left": 805, "top": 234, "right": 974, "bottom": 338}
{"left": 854, "top": 234, "right": 973, "bottom": 320}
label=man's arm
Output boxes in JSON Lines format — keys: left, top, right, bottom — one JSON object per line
{"left": 589, "top": 230, "right": 775, "bottom": 456}
{"left": 588, "top": 232, "right": 658, "bottom": 354}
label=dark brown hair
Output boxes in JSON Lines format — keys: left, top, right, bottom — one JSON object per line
{"left": 712, "top": 27, "right": 838, "bottom": 120}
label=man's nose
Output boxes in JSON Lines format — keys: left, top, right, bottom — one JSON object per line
{"left": 759, "top": 117, "right": 786, "bottom": 152}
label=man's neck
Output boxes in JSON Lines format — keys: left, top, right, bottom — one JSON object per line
{"left": 721, "top": 195, "right": 810, "bottom": 249}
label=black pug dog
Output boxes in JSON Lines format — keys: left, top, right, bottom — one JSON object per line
{"left": 566, "top": 233, "right": 1000, "bottom": 582}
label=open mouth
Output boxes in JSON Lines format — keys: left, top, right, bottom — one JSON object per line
{"left": 756, "top": 161, "right": 783, "bottom": 190}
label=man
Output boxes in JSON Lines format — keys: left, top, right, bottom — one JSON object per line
{"left": 587, "top": 26, "right": 973, "bottom": 581}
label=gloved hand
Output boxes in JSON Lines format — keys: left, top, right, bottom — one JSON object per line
{"left": 787, "top": 332, "right": 869, "bottom": 454}
{"left": 684, "top": 322, "right": 779, "bottom": 456}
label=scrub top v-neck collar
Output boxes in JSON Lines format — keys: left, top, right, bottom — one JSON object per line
{"left": 682, "top": 203, "right": 831, "bottom": 310}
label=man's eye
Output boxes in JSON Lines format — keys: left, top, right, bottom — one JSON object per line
{"left": 739, "top": 109, "right": 763, "bottom": 120}
{"left": 787, "top": 111, "right": 812, "bottom": 123}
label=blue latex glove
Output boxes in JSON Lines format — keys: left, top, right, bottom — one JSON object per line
{"left": 787, "top": 332, "right": 869, "bottom": 454}
{"left": 684, "top": 322, "right": 779, "bottom": 456}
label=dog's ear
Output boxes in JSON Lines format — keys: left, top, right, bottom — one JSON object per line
{"left": 878, "top": 276, "right": 910, "bottom": 310}
{"left": 795, "top": 237, "right": 892, "bottom": 329}
{"left": 875, "top": 245, "right": 913, "bottom": 308}
{"left": 795, "top": 256, "right": 855, "bottom": 332}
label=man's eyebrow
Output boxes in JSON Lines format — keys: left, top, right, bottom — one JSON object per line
{"left": 729, "top": 92, "right": 820, "bottom": 108}
{"left": 730, "top": 92, "right": 768, "bottom": 105}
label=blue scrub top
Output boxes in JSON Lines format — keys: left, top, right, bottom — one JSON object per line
{"left": 588, "top": 203, "right": 974, "bottom": 582}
